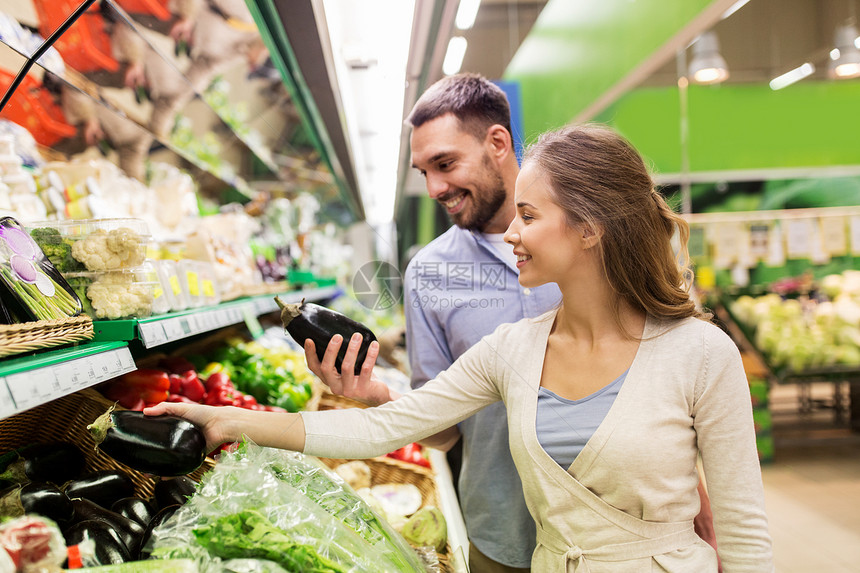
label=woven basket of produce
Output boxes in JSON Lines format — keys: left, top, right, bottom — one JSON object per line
{"left": 0, "top": 315, "right": 93, "bottom": 358}
{"left": 0, "top": 388, "right": 214, "bottom": 497}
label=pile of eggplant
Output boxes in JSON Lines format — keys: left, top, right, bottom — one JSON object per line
{"left": 0, "top": 441, "right": 200, "bottom": 566}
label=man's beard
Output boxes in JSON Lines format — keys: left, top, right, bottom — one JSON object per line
{"left": 450, "top": 155, "right": 507, "bottom": 231}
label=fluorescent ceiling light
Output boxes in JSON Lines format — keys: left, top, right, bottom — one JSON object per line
{"left": 443, "top": 36, "right": 468, "bottom": 75}
{"left": 721, "top": 0, "right": 750, "bottom": 20}
{"left": 455, "top": 0, "right": 481, "bottom": 30}
{"left": 769, "top": 62, "right": 815, "bottom": 90}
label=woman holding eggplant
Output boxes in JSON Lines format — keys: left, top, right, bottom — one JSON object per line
{"left": 145, "top": 124, "right": 773, "bottom": 572}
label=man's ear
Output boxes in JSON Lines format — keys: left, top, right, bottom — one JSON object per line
{"left": 486, "top": 124, "right": 512, "bottom": 159}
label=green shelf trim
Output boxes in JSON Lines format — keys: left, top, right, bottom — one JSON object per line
{"left": 91, "top": 286, "right": 343, "bottom": 343}
{"left": 0, "top": 341, "right": 129, "bottom": 378}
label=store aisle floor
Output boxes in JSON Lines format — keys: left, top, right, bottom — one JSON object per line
{"left": 759, "top": 383, "right": 860, "bottom": 572}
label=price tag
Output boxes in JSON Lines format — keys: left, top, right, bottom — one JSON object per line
{"left": 117, "top": 348, "right": 135, "bottom": 372}
{"left": 186, "top": 271, "right": 200, "bottom": 297}
{"left": 140, "top": 321, "right": 168, "bottom": 348}
{"left": 169, "top": 275, "right": 182, "bottom": 296}
{"left": 36, "top": 369, "right": 61, "bottom": 399}
{"left": 185, "top": 315, "right": 201, "bottom": 334}
{"left": 70, "top": 361, "right": 86, "bottom": 390}
{"left": 749, "top": 224, "right": 770, "bottom": 260}
{"left": 163, "top": 319, "right": 185, "bottom": 341}
{"left": 786, "top": 219, "right": 812, "bottom": 258}
{"left": 53, "top": 363, "right": 77, "bottom": 392}
{"left": 0, "top": 380, "right": 15, "bottom": 418}
{"left": 7, "top": 372, "right": 39, "bottom": 410}
{"left": 822, "top": 217, "right": 848, "bottom": 256}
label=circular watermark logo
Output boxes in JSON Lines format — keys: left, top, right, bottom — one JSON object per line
{"left": 352, "top": 260, "right": 402, "bottom": 310}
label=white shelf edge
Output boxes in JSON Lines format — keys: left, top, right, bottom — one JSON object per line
{"left": 428, "top": 448, "right": 469, "bottom": 572}
{"left": 0, "top": 346, "right": 136, "bottom": 421}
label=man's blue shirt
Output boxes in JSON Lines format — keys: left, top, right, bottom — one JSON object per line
{"left": 404, "top": 225, "right": 561, "bottom": 568}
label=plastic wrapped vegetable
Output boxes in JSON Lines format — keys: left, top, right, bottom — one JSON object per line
{"left": 149, "top": 441, "right": 426, "bottom": 572}
{"left": 0, "top": 515, "right": 66, "bottom": 572}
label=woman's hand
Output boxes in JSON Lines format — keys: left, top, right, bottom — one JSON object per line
{"left": 304, "top": 334, "right": 395, "bottom": 406}
{"left": 144, "top": 402, "right": 307, "bottom": 453}
{"left": 144, "top": 402, "right": 238, "bottom": 453}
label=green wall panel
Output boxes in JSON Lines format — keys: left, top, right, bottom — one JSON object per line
{"left": 595, "top": 81, "right": 860, "bottom": 176}
{"left": 504, "top": 0, "right": 713, "bottom": 137}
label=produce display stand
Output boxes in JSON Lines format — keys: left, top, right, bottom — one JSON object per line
{"left": 716, "top": 301, "right": 860, "bottom": 433}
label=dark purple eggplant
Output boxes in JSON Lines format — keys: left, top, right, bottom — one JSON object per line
{"left": 275, "top": 296, "right": 377, "bottom": 375}
{"left": 64, "top": 520, "right": 131, "bottom": 565}
{"left": 63, "top": 470, "right": 136, "bottom": 509}
{"left": 153, "top": 476, "right": 197, "bottom": 510}
{"left": 111, "top": 496, "right": 155, "bottom": 527}
{"left": 0, "top": 442, "right": 86, "bottom": 485}
{"left": 138, "top": 504, "right": 180, "bottom": 559}
{"left": 0, "top": 482, "right": 74, "bottom": 523}
{"left": 69, "top": 497, "right": 145, "bottom": 556}
{"left": 87, "top": 407, "right": 207, "bottom": 477}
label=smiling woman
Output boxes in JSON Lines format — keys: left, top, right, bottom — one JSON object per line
{"left": 146, "top": 123, "right": 773, "bottom": 573}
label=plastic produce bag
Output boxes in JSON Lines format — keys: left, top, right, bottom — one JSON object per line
{"left": 149, "top": 441, "right": 426, "bottom": 573}
{"left": 0, "top": 515, "right": 65, "bottom": 572}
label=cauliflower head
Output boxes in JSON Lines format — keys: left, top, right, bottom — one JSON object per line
{"left": 86, "top": 272, "right": 153, "bottom": 319}
{"left": 72, "top": 228, "right": 146, "bottom": 271}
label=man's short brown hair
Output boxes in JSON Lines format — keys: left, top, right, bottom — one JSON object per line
{"left": 406, "top": 73, "right": 512, "bottom": 141}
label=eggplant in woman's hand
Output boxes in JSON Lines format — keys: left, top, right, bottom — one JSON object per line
{"left": 63, "top": 470, "right": 135, "bottom": 509}
{"left": 87, "top": 406, "right": 207, "bottom": 477}
{"left": 0, "top": 482, "right": 74, "bottom": 523}
{"left": 0, "top": 442, "right": 85, "bottom": 485}
{"left": 275, "top": 296, "right": 377, "bottom": 375}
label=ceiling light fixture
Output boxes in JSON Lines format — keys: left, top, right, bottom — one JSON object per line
{"left": 770, "top": 62, "right": 815, "bottom": 90}
{"left": 443, "top": 36, "right": 467, "bottom": 75}
{"left": 688, "top": 31, "right": 729, "bottom": 84}
{"left": 830, "top": 23, "right": 860, "bottom": 79}
{"left": 455, "top": 0, "right": 481, "bottom": 30}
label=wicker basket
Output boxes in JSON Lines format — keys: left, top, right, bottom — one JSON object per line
{"left": 319, "top": 455, "right": 439, "bottom": 508}
{"left": 317, "top": 389, "right": 373, "bottom": 411}
{"left": 0, "top": 315, "right": 94, "bottom": 358}
{"left": 0, "top": 388, "right": 214, "bottom": 497}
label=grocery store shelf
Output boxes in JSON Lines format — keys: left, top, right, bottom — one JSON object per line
{"left": 92, "top": 285, "right": 342, "bottom": 348}
{"left": 0, "top": 341, "right": 135, "bottom": 420}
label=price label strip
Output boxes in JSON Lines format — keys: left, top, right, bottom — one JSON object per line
{"left": 139, "top": 321, "right": 169, "bottom": 348}
{"left": 0, "top": 380, "right": 16, "bottom": 418}
{"left": 3, "top": 347, "right": 138, "bottom": 419}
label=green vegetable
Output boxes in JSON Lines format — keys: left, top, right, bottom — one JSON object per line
{"left": 73, "top": 559, "right": 197, "bottom": 572}
{"left": 401, "top": 506, "right": 447, "bottom": 552}
{"left": 29, "top": 228, "right": 84, "bottom": 272}
{"left": 0, "top": 267, "right": 80, "bottom": 321}
{"left": 192, "top": 510, "right": 347, "bottom": 573}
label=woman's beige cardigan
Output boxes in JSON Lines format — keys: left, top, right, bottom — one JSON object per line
{"left": 301, "top": 312, "right": 773, "bottom": 572}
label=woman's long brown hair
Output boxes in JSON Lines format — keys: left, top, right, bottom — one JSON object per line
{"left": 524, "top": 124, "right": 708, "bottom": 334}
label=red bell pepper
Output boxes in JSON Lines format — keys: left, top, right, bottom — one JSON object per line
{"left": 180, "top": 371, "right": 206, "bottom": 402}
{"left": 168, "top": 374, "right": 182, "bottom": 394}
{"left": 205, "top": 371, "right": 233, "bottom": 393}
{"left": 101, "top": 369, "right": 170, "bottom": 409}
{"left": 117, "top": 369, "right": 170, "bottom": 391}
{"left": 386, "top": 443, "right": 431, "bottom": 468}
